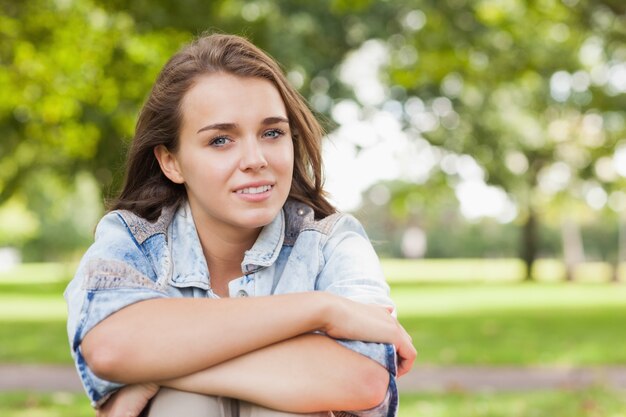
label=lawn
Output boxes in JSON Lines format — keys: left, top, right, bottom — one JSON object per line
{"left": 392, "top": 283, "right": 626, "bottom": 365}
{"left": 1, "top": 262, "right": 626, "bottom": 365}
{"left": 1, "top": 389, "right": 625, "bottom": 417}
{"left": 0, "top": 267, "right": 70, "bottom": 363}
{"left": 1, "top": 261, "right": 625, "bottom": 416}
{"left": 0, "top": 392, "right": 92, "bottom": 417}
{"left": 398, "top": 389, "right": 626, "bottom": 417}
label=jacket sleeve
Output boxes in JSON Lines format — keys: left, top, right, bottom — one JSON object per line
{"left": 315, "top": 214, "right": 399, "bottom": 417}
{"left": 64, "top": 212, "right": 169, "bottom": 408}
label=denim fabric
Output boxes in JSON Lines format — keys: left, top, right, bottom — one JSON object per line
{"left": 64, "top": 199, "right": 398, "bottom": 415}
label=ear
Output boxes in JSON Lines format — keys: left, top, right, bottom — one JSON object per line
{"left": 154, "top": 145, "right": 185, "bottom": 184}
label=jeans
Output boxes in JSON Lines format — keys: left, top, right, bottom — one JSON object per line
{"left": 146, "top": 388, "right": 333, "bottom": 417}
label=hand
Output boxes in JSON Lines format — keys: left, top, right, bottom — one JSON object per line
{"left": 96, "top": 383, "right": 159, "bottom": 417}
{"left": 321, "top": 295, "right": 417, "bottom": 377}
{"left": 382, "top": 304, "right": 418, "bottom": 376}
{"left": 394, "top": 322, "right": 417, "bottom": 377}
{"left": 321, "top": 294, "right": 401, "bottom": 343}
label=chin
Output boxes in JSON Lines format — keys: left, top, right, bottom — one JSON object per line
{"left": 237, "top": 207, "right": 281, "bottom": 229}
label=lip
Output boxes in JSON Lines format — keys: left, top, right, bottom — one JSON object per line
{"left": 232, "top": 181, "right": 275, "bottom": 203}
{"left": 232, "top": 181, "right": 275, "bottom": 193}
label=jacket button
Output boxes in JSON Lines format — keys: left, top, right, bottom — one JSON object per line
{"left": 297, "top": 208, "right": 305, "bottom": 216}
{"left": 237, "top": 290, "right": 249, "bottom": 297}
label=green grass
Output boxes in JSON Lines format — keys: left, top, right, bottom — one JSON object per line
{"left": 0, "top": 321, "right": 71, "bottom": 363}
{"left": 1, "top": 390, "right": 624, "bottom": 417}
{"left": 0, "top": 392, "right": 92, "bottom": 417}
{"left": 0, "top": 265, "right": 72, "bottom": 363}
{"left": 0, "top": 263, "right": 75, "bottom": 285}
{"left": 1, "top": 262, "right": 625, "bottom": 365}
{"left": 392, "top": 283, "right": 626, "bottom": 365}
{"left": 382, "top": 258, "right": 622, "bottom": 283}
{"left": 398, "top": 389, "right": 626, "bottom": 417}
{"left": 401, "top": 308, "right": 626, "bottom": 365}
{"left": 2, "top": 261, "right": 625, "bottom": 416}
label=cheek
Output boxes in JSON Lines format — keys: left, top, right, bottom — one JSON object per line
{"left": 277, "top": 141, "right": 295, "bottom": 174}
{"left": 179, "top": 153, "right": 231, "bottom": 185}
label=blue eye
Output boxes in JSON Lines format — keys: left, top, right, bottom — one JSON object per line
{"left": 210, "top": 136, "right": 231, "bottom": 147}
{"left": 264, "top": 129, "right": 284, "bottom": 139}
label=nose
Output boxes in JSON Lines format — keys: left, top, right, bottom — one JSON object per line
{"left": 239, "top": 137, "right": 267, "bottom": 171}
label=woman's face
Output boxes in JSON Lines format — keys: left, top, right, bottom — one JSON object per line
{"left": 159, "top": 73, "right": 294, "bottom": 235}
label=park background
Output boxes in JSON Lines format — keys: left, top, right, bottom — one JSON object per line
{"left": 0, "top": 0, "right": 625, "bottom": 415}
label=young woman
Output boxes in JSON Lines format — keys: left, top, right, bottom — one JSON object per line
{"left": 65, "top": 33, "right": 416, "bottom": 417}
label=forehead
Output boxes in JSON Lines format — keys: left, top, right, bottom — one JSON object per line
{"left": 180, "top": 73, "right": 288, "bottom": 127}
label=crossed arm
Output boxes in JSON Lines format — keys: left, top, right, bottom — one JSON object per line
{"left": 82, "top": 292, "right": 416, "bottom": 415}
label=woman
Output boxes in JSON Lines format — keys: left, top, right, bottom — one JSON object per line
{"left": 65, "top": 33, "right": 416, "bottom": 417}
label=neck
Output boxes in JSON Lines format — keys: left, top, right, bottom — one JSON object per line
{"left": 190, "top": 211, "right": 261, "bottom": 283}
{"left": 200, "top": 229, "right": 259, "bottom": 273}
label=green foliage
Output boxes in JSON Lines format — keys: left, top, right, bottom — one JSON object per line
{"left": 1, "top": 0, "right": 625, "bottom": 264}
{"left": 358, "top": 180, "right": 625, "bottom": 261}
{"left": 0, "top": 197, "right": 39, "bottom": 246}
{"left": 0, "top": 0, "right": 190, "bottom": 200}
{"left": 363, "top": 0, "right": 625, "bottom": 272}
{"left": 0, "top": 0, "right": 403, "bottom": 259}
{"left": 20, "top": 172, "right": 104, "bottom": 261}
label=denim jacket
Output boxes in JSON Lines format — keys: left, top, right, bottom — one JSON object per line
{"left": 64, "top": 199, "right": 398, "bottom": 416}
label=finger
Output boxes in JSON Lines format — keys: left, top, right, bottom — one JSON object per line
{"left": 399, "top": 356, "right": 415, "bottom": 376}
{"left": 397, "top": 359, "right": 409, "bottom": 377}
{"left": 396, "top": 342, "right": 417, "bottom": 377}
{"left": 397, "top": 351, "right": 416, "bottom": 377}
{"left": 96, "top": 405, "right": 108, "bottom": 417}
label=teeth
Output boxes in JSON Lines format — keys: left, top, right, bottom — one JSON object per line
{"left": 236, "top": 185, "right": 272, "bottom": 194}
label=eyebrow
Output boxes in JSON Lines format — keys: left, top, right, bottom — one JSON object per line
{"left": 196, "top": 116, "right": 289, "bottom": 134}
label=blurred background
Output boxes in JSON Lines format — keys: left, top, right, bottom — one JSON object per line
{"left": 0, "top": 0, "right": 625, "bottom": 416}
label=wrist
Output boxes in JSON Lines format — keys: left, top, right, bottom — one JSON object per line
{"left": 312, "top": 291, "right": 335, "bottom": 333}
{"left": 141, "top": 382, "right": 160, "bottom": 397}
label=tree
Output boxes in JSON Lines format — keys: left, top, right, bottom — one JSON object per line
{"left": 0, "top": 0, "right": 400, "bottom": 258}
{"left": 0, "top": 0, "right": 190, "bottom": 202}
{"left": 1, "top": 0, "right": 624, "bottom": 268}
{"left": 1, "top": 0, "right": 399, "bottom": 206}
{"left": 373, "top": 0, "right": 625, "bottom": 279}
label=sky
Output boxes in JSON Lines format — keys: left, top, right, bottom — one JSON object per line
{"left": 320, "top": 39, "right": 518, "bottom": 222}
{"left": 319, "top": 38, "right": 626, "bottom": 220}
{"left": 321, "top": 105, "right": 518, "bottom": 223}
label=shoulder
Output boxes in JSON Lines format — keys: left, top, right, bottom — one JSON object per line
{"left": 76, "top": 206, "right": 178, "bottom": 290}
{"left": 283, "top": 199, "right": 366, "bottom": 245}
{"left": 86, "top": 205, "right": 177, "bottom": 272}
{"left": 96, "top": 205, "right": 177, "bottom": 246}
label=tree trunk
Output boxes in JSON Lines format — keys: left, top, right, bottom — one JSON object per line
{"left": 613, "top": 214, "right": 626, "bottom": 283}
{"left": 521, "top": 209, "right": 538, "bottom": 281}
{"left": 561, "top": 218, "right": 585, "bottom": 282}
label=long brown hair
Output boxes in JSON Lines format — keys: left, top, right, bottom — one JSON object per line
{"left": 110, "top": 33, "right": 336, "bottom": 221}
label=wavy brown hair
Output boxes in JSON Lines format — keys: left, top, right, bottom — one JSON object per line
{"left": 110, "top": 33, "right": 336, "bottom": 221}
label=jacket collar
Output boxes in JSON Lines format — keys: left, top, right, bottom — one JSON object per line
{"left": 169, "top": 202, "right": 209, "bottom": 290}
{"left": 169, "top": 201, "right": 285, "bottom": 289}
{"left": 241, "top": 208, "right": 284, "bottom": 274}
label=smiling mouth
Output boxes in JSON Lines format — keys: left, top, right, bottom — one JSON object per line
{"left": 235, "top": 185, "right": 273, "bottom": 195}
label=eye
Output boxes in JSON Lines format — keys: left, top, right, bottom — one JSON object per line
{"left": 209, "top": 136, "right": 232, "bottom": 147}
{"left": 263, "top": 128, "right": 285, "bottom": 139}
